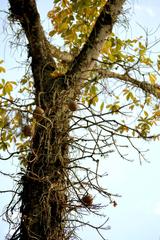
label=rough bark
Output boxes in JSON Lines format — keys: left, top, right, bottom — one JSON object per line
{"left": 8, "top": 0, "right": 126, "bottom": 239}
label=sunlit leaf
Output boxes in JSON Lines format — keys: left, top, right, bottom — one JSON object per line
{"left": 4, "top": 82, "right": 13, "bottom": 95}
{"left": 100, "top": 102, "right": 104, "bottom": 112}
{"left": 149, "top": 73, "right": 156, "bottom": 85}
{"left": 0, "top": 66, "right": 6, "bottom": 73}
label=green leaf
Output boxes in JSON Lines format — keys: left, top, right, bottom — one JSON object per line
{"left": 100, "top": 102, "right": 104, "bottom": 112}
{"left": 54, "top": 0, "right": 61, "bottom": 3}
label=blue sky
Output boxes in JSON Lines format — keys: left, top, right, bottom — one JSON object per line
{"left": 0, "top": 1, "right": 160, "bottom": 240}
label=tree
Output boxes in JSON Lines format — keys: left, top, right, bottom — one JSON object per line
{"left": 0, "top": 0, "right": 160, "bottom": 239}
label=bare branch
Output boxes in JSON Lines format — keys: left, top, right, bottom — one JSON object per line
{"left": 95, "top": 68, "right": 160, "bottom": 99}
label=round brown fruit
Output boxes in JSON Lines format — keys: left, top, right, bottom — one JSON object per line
{"left": 22, "top": 125, "right": 34, "bottom": 137}
{"left": 33, "top": 106, "right": 44, "bottom": 121}
{"left": 82, "top": 194, "right": 93, "bottom": 206}
{"left": 68, "top": 100, "right": 77, "bottom": 112}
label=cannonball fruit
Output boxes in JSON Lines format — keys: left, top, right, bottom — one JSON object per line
{"left": 82, "top": 194, "right": 93, "bottom": 206}
{"left": 68, "top": 100, "right": 77, "bottom": 112}
{"left": 22, "top": 125, "right": 34, "bottom": 137}
{"left": 33, "top": 106, "right": 44, "bottom": 121}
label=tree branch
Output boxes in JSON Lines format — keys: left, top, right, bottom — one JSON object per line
{"left": 96, "top": 68, "right": 160, "bottom": 99}
{"left": 50, "top": 45, "right": 73, "bottom": 63}
{"left": 67, "top": 0, "right": 126, "bottom": 81}
{"left": 9, "top": 0, "right": 56, "bottom": 96}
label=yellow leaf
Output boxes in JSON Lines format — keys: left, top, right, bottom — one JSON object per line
{"left": 149, "top": 73, "right": 156, "bottom": 85}
{"left": 58, "top": 22, "right": 68, "bottom": 33}
{"left": 13, "top": 111, "right": 22, "bottom": 126}
{"left": 154, "top": 111, "right": 160, "bottom": 117}
{"left": 4, "top": 82, "right": 13, "bottom": 95}
{"left": 0, "top": 66, "right": 6, "bottom": 73}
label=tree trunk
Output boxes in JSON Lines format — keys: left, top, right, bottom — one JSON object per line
{"left": 8, "top": 0, "right": 125, "bottom": 239}
{"left": 20, "top": 93, "right": 70, "bottom": 239}
{"left": 9, "top": 1, "right": 70, "bottom": 239}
